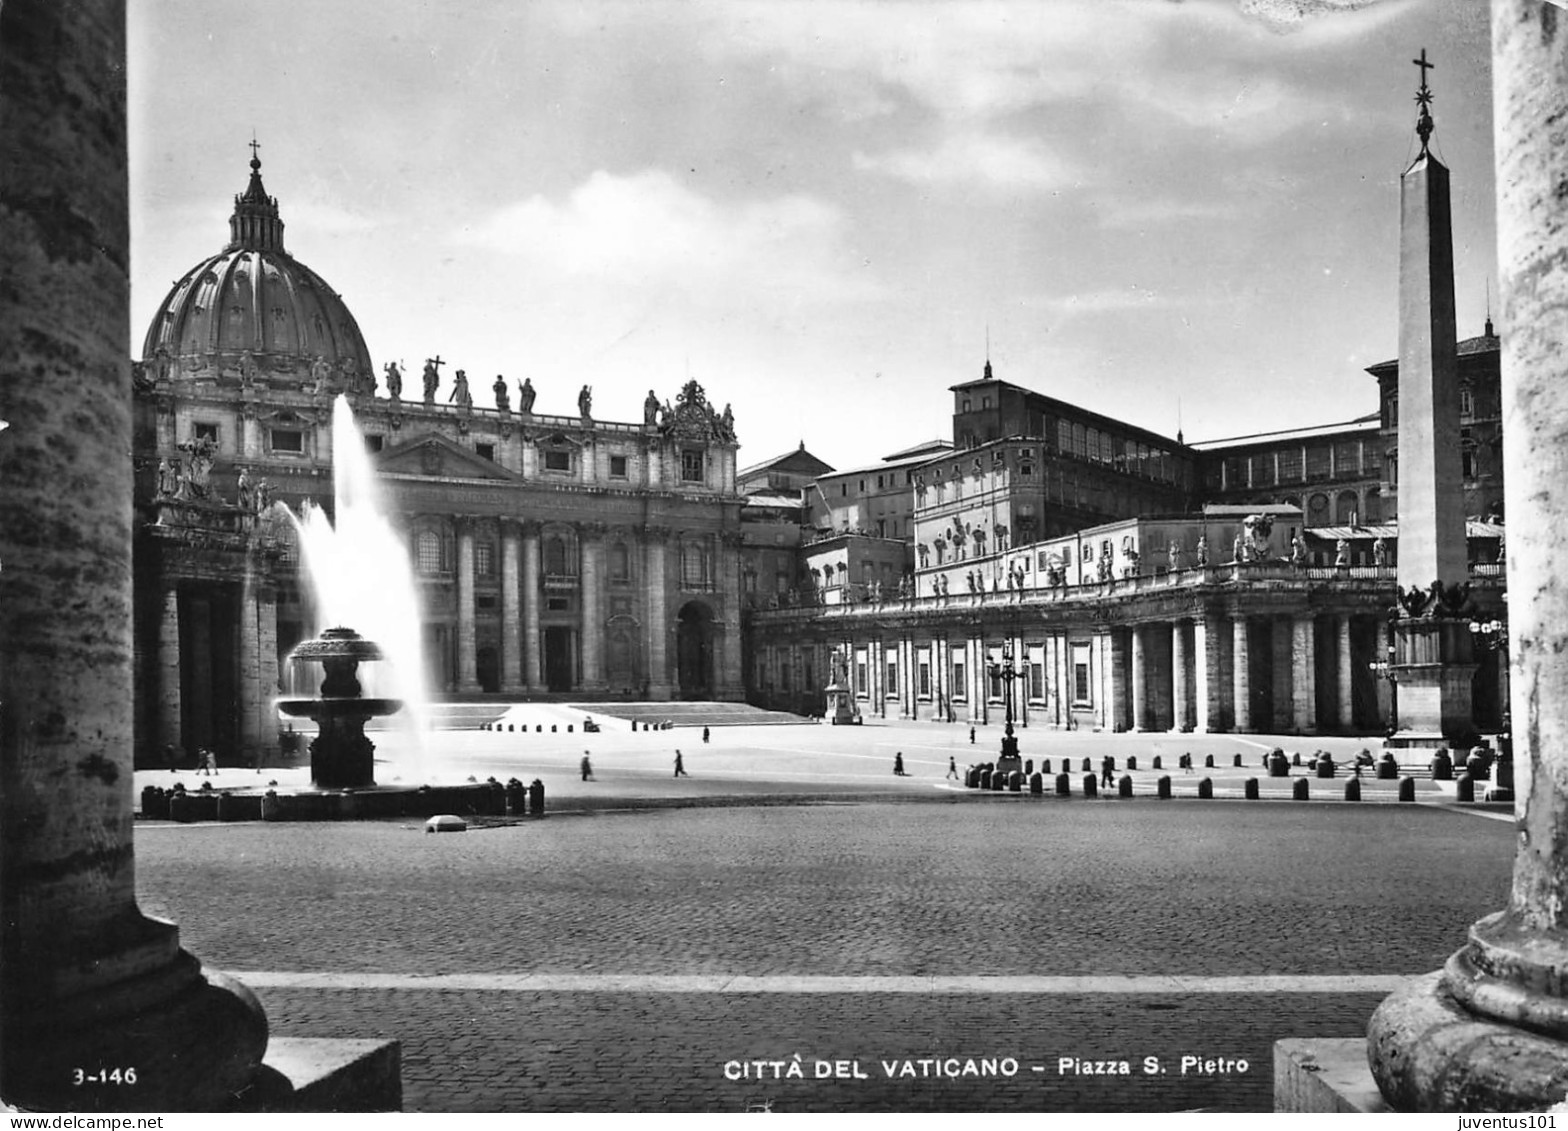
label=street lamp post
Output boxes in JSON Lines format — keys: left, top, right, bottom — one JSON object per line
{"left": 1469, "top": 611, "right": 1512, "bottom": 798}
{"left": 989, "top": 643, "right": 1020, "bottom": 764}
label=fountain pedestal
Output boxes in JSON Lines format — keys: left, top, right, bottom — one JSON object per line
{"left": 279, "top": 628, "right": 402, "bottom": 790}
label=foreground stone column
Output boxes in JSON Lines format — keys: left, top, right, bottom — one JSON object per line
{"left": 157, "top": 585, "right": 183, "bottom": 756}
{"left": 1171, "top": 620, "right": 1190, "bottom": 732}
{"left": 1367, "top": 2, "right": 1568, "bottom": 1109}
{"left": 1131, "top": 625, "right": 1150, "bottom": 731}
{"left": 1232, "top": 616, "right": 1252, "bottom": 732}
{"left": 1291, "top": 615, "right": 1316, "bottom": 733}
{"left": 1337, "top": 616, "right": 1354, "bottom": 732}
{"left": 0, "top": 0, "right": 267, "bottom": 1108}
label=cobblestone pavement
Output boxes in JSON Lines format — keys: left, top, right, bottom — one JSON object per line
{"left": 133, "top": 798, "right": 1515, "bottom": 1112}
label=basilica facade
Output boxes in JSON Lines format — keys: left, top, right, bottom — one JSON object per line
{"left": 132, "top": 154, "right": 743, "bottom": 764}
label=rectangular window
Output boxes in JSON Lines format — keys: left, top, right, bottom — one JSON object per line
{"left": 855, "top": 661, "right": 868, "bottom": 697}
{"left": 1277, "top": 447, "right": 1302, "bottom": 482}
{"left": 1334, "top": 439, "right": 1361, "bottom": 477}
{"left": 194, "top": 422, "right": 220, "bottom": 445}
{"left": 544, "top": 450, "right": 571, "bottom": 472}
{"left": 546, "top": 596, "right": 571, "bottom": 611}
{"left": 1249, "top": 452, "right": 1273, "bottom": 486}
{"left": 1305, "top": 444, "right": 1331, "bottom": 479}
{"left": 988, "top": 655, "right": 1002, "bottom": 700}
{"left": 364, "top": 434, "right": 384, "bottom": 453}
{"left": 610, "top": 455, "right": 628, "bottom": 478}
{"left": 475, "top": 542, "right": 495, "bottom": 577}
{"left": 1071, "top": 642, "right": 1092, "bottom": 706}
{"left": 885, "top": 659, "right": 897, "bottom": 697}
{"left": 1029, "top": 661, "right": 1044, "bottom": 701}
{"left": 918, "top": 657, "right": 931, "bottom": 698}
{"left": 270, "top": 429, "right": 303, "bottom": 453}
{"left": 951, "top": 658, "right": 966, "bottom": 701}
{"left": 475, "top": 443, "right": 495, "bottom": 462}
{"left": 682, "top": 450, "right": 706, "bottom": 481}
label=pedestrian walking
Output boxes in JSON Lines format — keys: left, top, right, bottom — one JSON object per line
{"left": 702, "top": 726, "right": 710, "bottom": 744}
{"left": 893, "top": 751, "right": 906, "bottom": 776}
{"left": 969, "top": 726, "right": 976, "bottom": 744}
{"left": 200, "top": 747, "right": 218, "bottom": 776}
{"left": 581, "top": 752, "right": 594, "bottom": 781}
{"left": 1100, "top": 755, "right": 1114, "bottom": 788}
{"left": 164, "top": 742, "right": 177, "bottom": 773}
{"left": 674, "top": 750, "right": 688, "bottom": 777}
{"left": 947, "top": 756, "right": 959, "bottom": 780}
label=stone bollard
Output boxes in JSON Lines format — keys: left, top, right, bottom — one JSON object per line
{"left": 529, "top": 778, "right": 546, "bottom": 817}
{"left": 508, "top": 724, "right": 515, "bottom": 732}
{"left": 261, "top": 789, "right": 282, "bottom": 821}
{"left": 1152, "top": 755, "right": 1162, "bottom": 770}
{"left": 1244, "top": 778, "right": 1259, "bottom": 800}
{"left": 1316, "top": 754, "right": 1336, "bottom": 779}
{"left": 1456, "top": 774, "right": 1475, "bottom": 803}
{"left": 1126, "top": 755, "right": 1137, "bottom": 771}
{"left": 1465, "top": 751, "right": 1491, "bottom": 781}
{"left": 1083, "top": 774, "right": 1098, "bottom": 798}
{"left": 505, "top": 777, "right": 527, "bottom": 816}
{"left": 1345, "top": 778, "right": 1361, "bottom": 802}
{"left": 1268, "top": 750, "right": 1290, "bottom": 778}
{"left": 168, "top": 791, "right": 195, "bottom": 823}
{"left": 1082, "top": 757, "right": 1092, "bottom": 773}
{"left": 140, "top": 785, "right": 168, "bottom": 821}
{"left": 1233, "top": 753, "right": 1242, "bottom": 768}
{"left": 1398, "top": 776, "right": 1416, "bottom": 803}
{"left": 965, "top": 766, "right": 978, "bottom": 789}
{"left": 1431, "top": 748, "right": 1454, "bottom": 781}
{"left": 1198, "top": 778, "right": 1213, "bottom": 799}
{"left": 1029, "top": 772, "right": 1043, "bottom": 796}
{"left": 1024, "top": 759, "right": 1033, "bottom": 776}
{"left": 1377, "top": 753, "right": 1399, "bottom": 780}
{"left": 1292, "top": 752, "right": 1303, "bottom": 767}
{"left": 1293, "top": 778, "right": 1309, "bottom": 801}
{"left": 991, "top": 770, "right": 1006, "bottom": 792}
{"left": 1207, "top": 754, "right": 1217, "bottom": 769}
{"left": 567, "top": 724, "right": 573, "bottom": 733}
{"left": 1118, "top": 774, "right": 1133, "bottom": 798}
{"left": 979, "top": 768, "right": 993, "bottom": 790}
{"left": 551, "top": 724, "right": 557, "bottom": 733}
{"left": 1157, "top": 776, "right": 1171, "bottom": 799}
{"left": 1042, "top": 759, "right": 1051, "bottom": 775}
{"left": 1055, "top": 773, "right": 1070, "bottom": 796}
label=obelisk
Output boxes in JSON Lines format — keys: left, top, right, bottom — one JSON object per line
{"left": 1367, "top": 8, "right": 1568, "bottom": 1109}
{"left": 1388, "top": 49, "right": 1476, "bottom": 745}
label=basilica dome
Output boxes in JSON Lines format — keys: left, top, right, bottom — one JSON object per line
{"left": 140, "top": 151, "right": 373, "bottom": 391}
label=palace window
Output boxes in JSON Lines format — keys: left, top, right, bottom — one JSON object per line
{"left": 1071, "top": 643, "right": 1092, "bottom": 706}
{"left": 270, "top": 428, "right": 304, "bottom": 454}
{"left": 1029, "top": 661, "right": 1044, "bottom": 701}
{"left": 682, "top": 450, "right": 705, "bottom": 482}
{"left": 951, "top": 658, "right": 966, "bottom": 701}
{"left": 415, "top": 530, "right": 442, "bottom": 575}
{"left": 610, "top": 542, "right": 630, "bottom": 582}
{"left": 544, "top": 535, "right": 571, "bottom": 575}
{"left": 364, "top": 434, "right": 384, "bottom": 453}
{"left": 610, "top": 454, "right": 628, "bottom": 478}
{"left": 544, "top": 449, "right": 571, "bottom": 472}
{"left": 194, "top": 421, "right": 219, "bottom": 445}
{"left": 475, "top": 541, "right": 495, "bottom": 577}
{"left": 1460, "top": 388, "right": 1475, "bottom": 419}
{"left": 476, "top": 443, "right": 495, "bottom": 462}
{"left": 886, "top": 658, "right": 898, "bottom": 696}
{"left": 681, "top": 540, "right": 711, "bottom": 589}
{"left": 918, "top": 652, "right": 932, "bottom": 698}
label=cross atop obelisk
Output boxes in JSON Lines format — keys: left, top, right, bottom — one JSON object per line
{"left": 1413, "top": 48, "right": 1436, "bottom": 155}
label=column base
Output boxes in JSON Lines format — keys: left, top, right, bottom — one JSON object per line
{"left": 1367, "top": 968, "right": 1568, "bottom": 1112}
{"left": 4, "top": 956, "right": 268, "bottom": 1112}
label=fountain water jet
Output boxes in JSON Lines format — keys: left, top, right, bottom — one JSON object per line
{"left": 283, "top": 395, "right": 432, "bottom": 779}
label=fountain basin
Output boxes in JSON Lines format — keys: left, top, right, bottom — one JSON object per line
{"left": 277, "top": 697, "right": 403, "bottom": 720}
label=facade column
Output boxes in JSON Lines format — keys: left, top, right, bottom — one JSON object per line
{"left": 1171, "top": 620, "right": 1190, "bottom": 733}
{"left": 1105, "top": 630, "right": 1129, "bottom": 732}
{"left": 579, "top": 524, "right": 604, "bottom": 690}
{"left": 158, "top": 585, "right": 183, "bottom": 757}
{"left": 455, "top": 518, "right": 479, "bottom": 692}
{"left": 500, "top": 521, "right": 522, "bottom": 693}
{"left": 1131, "top": 625, "right": 1150, "bottom": 731}
{"left": 1337, "top": 615, "right": 1354, "bottom": 732}
{"left": 645, "top": 527, "right": 671, "bottom": 699}
{"left": 1291, "top": 614, "right": 1316, "bottom": 733}
{"left": 258, "top": 586, "right": 279, "bottom": 756}
{"left": 1195, "top": 615, "right": 1225, "bottom": 733}
{"left": 718, "top": 531, "right": 744, "bottom": 699}
{"left": 0, "top": 4, "right": 267, "bottom": 1104}
{"left": 1367, "top": 8, "right": 1568, "bottom": 1109}
{"left": 1232, "top": 616, "right": 1252, "bottom": 732}
{"left": 521, "top": 521, "right": 543, "bottom": 693}
{"left": 238, "top": 578, "right": 262, "bottom": 758}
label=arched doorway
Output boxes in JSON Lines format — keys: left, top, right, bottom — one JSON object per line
{"left": 676, "top": 602, "right": 714, "bottom": 700}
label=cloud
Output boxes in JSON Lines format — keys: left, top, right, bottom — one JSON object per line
{"left": 453, "top": 169, "right": 881, "bottom": 302}
{"left": 853, "top": 132, "right": 1074, "bottom": 191}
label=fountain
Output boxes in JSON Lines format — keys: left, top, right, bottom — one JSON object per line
{"left": 278, "top": 626, "right": 401, "bottom": 789}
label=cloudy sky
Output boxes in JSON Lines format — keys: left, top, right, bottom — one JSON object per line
{"left": 128, "top": 0, "right": 1495, "bottom": 472}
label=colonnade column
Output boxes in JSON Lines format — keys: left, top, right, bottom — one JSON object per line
{"left": 1232, "top": 616, "right": 1252, "bottom": 732}
{"left": 645, "top": 527, "right": 671, "bottom": 698}
{"left": 0, "top": 2, "right": 268, "bottom": 1104}
{"left": 1171, "top": 621, "right": 1190, "bottom": 733}
{"left": 579, "top": 524, "right": 604, "bottom": 690}
{"left": 718, "top": 531, "right": 744, "bottom": 699}
{"left": 500, "top": 521, "right": 522, "bottom": 693}
{"left": 1195, "top": 615, "right": 1227, "bottom": 733}
{"left": 1131, "top": 625, "right": 1150, "bottom": 731}
{"left": 1290, "top": 615, "right": 1316, "bottom": 733}
{"left": 158, "top": 586, "right": 183, "bottom": 756}
{"left": 522, "top": 520, "right": 542, "bottom": 693}
{"left": 1337, "top": 616, "right": 1354, "bottom": 732}
{"left": 455, "top": 518, "right": 479, "bottom": 693}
